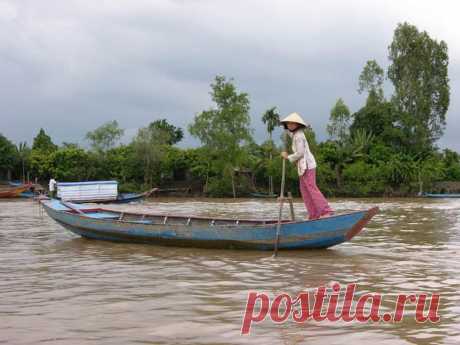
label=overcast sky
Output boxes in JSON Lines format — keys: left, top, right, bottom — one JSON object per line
{"left": 1, "top": 0, "right": 459, "bottom": 150}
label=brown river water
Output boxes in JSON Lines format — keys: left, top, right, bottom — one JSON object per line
{"left": 1, "top": 197, "right": 459, "bottom": 345}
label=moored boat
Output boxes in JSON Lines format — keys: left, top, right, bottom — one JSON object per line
{"left": 0, "top": 183, "right": 33, "bottom": 198}
{"left": 250, "top": 192, "right": 278, "bottom": 198}
{"left": 41, "top": 199, "right": 379, "bottom": 250}
{"left": 56, "top": 181, "right": 156, "bottom": 204}
{"left": 423, "top": 193, "right": 460, "bottom": 198}
{"left": 101, "top": 189, "right": 158, "bottom": 204}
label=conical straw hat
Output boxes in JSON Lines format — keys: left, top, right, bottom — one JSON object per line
{"left": 280, "top": 112, "right": 307, "bottom": 127}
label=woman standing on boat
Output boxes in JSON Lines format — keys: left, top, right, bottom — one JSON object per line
{"left": 280, "top": 113, "right": 333, "bottom": 220}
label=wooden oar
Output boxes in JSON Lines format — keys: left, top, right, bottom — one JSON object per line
{"left": 273, "top": 156, "right": 286, "bottom": 257}
{"left": 273, "top": 132, "right": 289, "bottom": 257}
{"left": 287, "top": 192, "right": 295, "bottom": 221}
{"left": 60, "top": 200, "right": 86, "bottom": 215}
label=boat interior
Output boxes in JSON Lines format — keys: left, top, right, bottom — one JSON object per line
{"left": 46, "top": 199, "right": 286, "bottom": 227}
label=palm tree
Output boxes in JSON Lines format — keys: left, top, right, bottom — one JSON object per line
{"left": 17, "top": 142, "right": 30, "bottom": 183}
{"left": 262, "top": 107, "right": 280, "bottom": 194}
{"left": 330, "top": 129, "right": 374, "bottom": 190}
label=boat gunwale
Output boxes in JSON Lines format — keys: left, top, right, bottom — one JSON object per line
{"left": 0, "top": 184, "right": 32, "bottom": 197}
{"left": 42, "top": 200, "right": 378, "bottom": 229}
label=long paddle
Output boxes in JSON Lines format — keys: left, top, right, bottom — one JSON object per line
{"left": 273, "top": 132, "right": 288, "bottom": 257}
{"left": 60, "top": 200, "right": 86, "bottom": 215}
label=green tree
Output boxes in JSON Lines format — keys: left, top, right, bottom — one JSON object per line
{"left": 342, "top": 161, "right": 386, "bottom": 196}
{"left": 414, "top": 154, "right": 444, "bottom": 194}
{"left": 261, "top": 106, "right": 280, "bottom": 194}
{"left": 189, "top": 75, "right": 253, "bottom": 197}
{"left": 388, "top": 22, "right": 450, "bottom": 153}
{"left": 29, "top": 150, "right": 54, "bottom": 181}
{"left": 321, "top": 129, "right": 374, "bottom": 191}
{"left": 0, "top": 134, "right": 18, "bottom": 180}
{"left": 261, "top": 107, "right": 280, "bottom": 141}
{"left": 17, "top": 142, "right": 31, "bottom": 183}
{"left": 104, "top": 145, "right": 138, "bottom": 185}
{"left": 51, "top": 147, "right": 92, "bottom": 181}
{"left": 149, "top": 119, "right": 183, "bottom": 145}
{"left": 383, "top": 153, "right": 416, "bottom": 189}
{"left": 186, "top": 147, "right": 217, "bottom": 194}
{"left": 162, "top": 146, "right": 190, "bottom": 181}
{"left": 350, "top": 100, "right": 405, "bottom": 150}
{"left": 32, "top": 128, "right": 57, "bottom": 153}
{"left": 358, "top": 59, "right": 385, "bottom": 103}
{"left": 132, "top": 125, "right": 170, "bottom": 187}
{"left": 441, "top": 149, "right": 460, "bottom": 181}
{"left": 86, "top": 120, "right": 124, "bottom": 153}
{"left": 30, "top": 129, "right": 57, "bottom": 181}
{"left": 327, "top": 98, "right": 351, "bottom": 142}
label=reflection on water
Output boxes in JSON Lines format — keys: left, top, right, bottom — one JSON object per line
{"left": 1, "top": 197, "right": 459, "bottom": 344}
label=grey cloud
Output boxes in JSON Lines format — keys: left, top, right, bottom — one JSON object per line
{"left": 0, "top": 0, "right": 458, "bottom": 151}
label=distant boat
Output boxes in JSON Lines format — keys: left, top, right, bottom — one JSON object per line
{"left": 41, "top": 199, "right": 379, "bottom": 250}
{"left": 0, "top": 183, "right": 32, "bottom": 198}
{"left": 20, "top": 191, "right": 35, "bottom": 198}
{"left": 250, "top": 192, "right": 278, "bottom": 198}
{"left": 56, "top": 181, "right": 156, "bottom": 204}
{"left": 102, "top": 190, "right": 158, "bottom": 204}
{"left": 7, "top": 181, "right": 24, "bottom": 187}
{"left": 423, "top": 193, "right": 460, "bottom": 198}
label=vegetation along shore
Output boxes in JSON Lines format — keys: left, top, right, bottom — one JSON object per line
{"left": 1, "top": 23, "right": 459, "bottom": 197}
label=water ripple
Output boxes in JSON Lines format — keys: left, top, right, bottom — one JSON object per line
{"left": 0, "top": 198, "right": 459, "bottom": 344}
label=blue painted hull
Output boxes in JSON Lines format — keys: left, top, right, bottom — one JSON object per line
{"left": 41, "top": 200, "right": 378, "bottom": 250}
{"left": 250, "top": 192, "right": 277, "bottom": 198}
{"left": 99, "top": 193, "right": 145, "bottom": 204}
{"left": 113, "top": 193, "right": 145, "bottom": 204}
{"left": 57, "top": 193, "right": 146, "bottom": 204}
{"left": 20, "top": 191, "right": 35, "bottom": 198}
{"left": 424, "top": 193, "right": 460, "bottom": 198}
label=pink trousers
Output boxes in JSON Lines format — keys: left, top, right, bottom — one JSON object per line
{"left": 299, "top": 168, "right": 332, "bottom": 220}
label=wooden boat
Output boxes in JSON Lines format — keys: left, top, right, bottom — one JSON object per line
{"left": 20, "top": 191, "right": 35, "bottom": 198}
{"left": 57, "top": 190, "right": 153, "bottom": 204}
{"left": 0, "top": 183, "right": 32, "bottom": 198}
{"left": 423, "top": 193, "right": 460, "bottom": 198}
{"left": 41, "top": 199, "right": 379, "bottom": 250}
{"left": 56, "top": 180, "right": 156, "bottom": 204}
{"left": 250, "top": 192, "right": 277, "bottom": 198}
{"left": 7, "top": 181, "right": 44, "bottom": 198}
{"left": 149, "top": 187, "right": 191, "bottom": 197}
{"left": 100, "top": 189, "right": 158, "bottom": 204}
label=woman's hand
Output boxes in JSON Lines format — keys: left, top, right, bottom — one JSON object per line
{"left": 281, "top": 152, "right": 289, "bottom": 159}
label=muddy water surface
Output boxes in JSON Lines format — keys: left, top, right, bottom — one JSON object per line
{"left": 1, "top": 198, "right": 459, "bottom": 344}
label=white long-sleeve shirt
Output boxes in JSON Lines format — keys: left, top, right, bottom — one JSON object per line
{"left": 287, "top": 130, "right": 317, "bottom": 176}
{"left": 49, "top": 179, "right": 56, "bottom": 192}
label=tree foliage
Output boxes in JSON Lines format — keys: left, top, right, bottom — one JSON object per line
{"left": 17, "top": 142, "right": 31, "bottom": 182}
{"left": 189, "top": 76, "right": 252, "bottom": 152}
{"left": 358, "top": 59, "right": 385, "bottom": 101}
{"left": 132, "top": 124, "right": 170, "bottom": 187}
{"left": 327, "top": 98, "right": 351, "bottom": 142}
{"left": 261, "top": 107, "right": 280, "bottom": 140}
{"left": 189, "top": 76, "right": 253, "bottom": 196}
{"left": 388, "top": 22, "right": 450, "bottom": 153}
{"left": 32, "top": 128, "right": 57, "bottom": 153}
{"left": 0, "top": 134, "right": 18, "bottom": 177}
{"left": 86, "top": 120, "right": 124, "bottom": 153}
{"left": 51, "top": 147, "right": 92, "bottom": 181}
{"left": 149, "top": 119, "right": 183, "bottom": 145}
{"left": 2, "top": 23, "right": 457, "bottom": 199}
